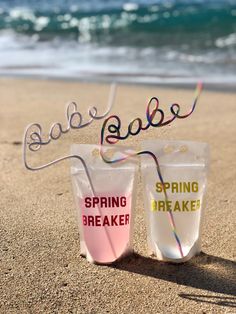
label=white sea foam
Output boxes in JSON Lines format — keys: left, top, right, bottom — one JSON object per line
{"left": 34, "top": 16, "right": 50, "bottom": 31}
{"left": 123, "top": 3, "right": 139, "bottom": 11}
{"left": 9, "top": 7, "right": 36, "bottom": 21}
{"left": 0, "top": 31, "right": 235, "bottom": 86}
{"left": 215, "top": 33, "right": 236, "bottom": 48}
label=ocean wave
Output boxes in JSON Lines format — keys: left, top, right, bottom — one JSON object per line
{"left": 0, "top": 0, "right": 235, "bottom": 82}
{"left": 0, "top": 1, "right": 235, "bottom": 48}
{"left": 0, "top": 31, "right": 235, "bottom": 69}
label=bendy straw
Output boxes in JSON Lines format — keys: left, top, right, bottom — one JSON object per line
{"left": 99, "top": 83, "right": 203, "bottom": 259}
{"left": 22, "top": 83, "right": 117, "bottom": 262}
{"left": 23, "top": 83, "right": 117, "bottom": 170}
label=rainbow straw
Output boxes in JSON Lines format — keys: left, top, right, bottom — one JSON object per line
{"left": 99, "top": 82, "right": 203, "bottom": 259}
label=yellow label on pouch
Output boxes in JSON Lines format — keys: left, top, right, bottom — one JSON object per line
{"left": 156, "top": 181, "right": 199, "bottom": 193}
{"left": 151, "top": 199, "right": 201, "bottom": 212}
{"left": 152, "top": 181, "right": 201, "bottom": 212}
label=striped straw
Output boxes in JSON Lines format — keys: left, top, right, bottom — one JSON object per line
{"left": 99, "top": 83, "right": 203, "bottom": 259}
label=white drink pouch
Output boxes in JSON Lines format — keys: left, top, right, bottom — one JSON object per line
{"left": 70, "top": 144, "right": 138, "bottom": 264}
{"left": 141, "top": 140, "right": 209, "bottom": 263}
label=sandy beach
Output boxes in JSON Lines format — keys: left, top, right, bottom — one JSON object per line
{"left": 0, "top": 78, "right": 235, "bottom": 313}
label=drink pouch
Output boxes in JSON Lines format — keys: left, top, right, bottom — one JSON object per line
{"left": 141, "top": 140, "right": 209, "bottom": 262}
{"left": 70, "top": 144, "right": 138, "bottom": 264}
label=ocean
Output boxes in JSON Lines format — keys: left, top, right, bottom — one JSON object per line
{"left": 0, "top": 0, "right": 235, "bottom": 85}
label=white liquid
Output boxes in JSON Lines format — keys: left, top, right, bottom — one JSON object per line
{"left": 150, "top": 201, "right": 202, "bottom": 259}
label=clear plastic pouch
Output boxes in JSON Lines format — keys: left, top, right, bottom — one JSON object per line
{"left": 70, "top": 144, "right": 138, "bottom": 264}
{"left": 141, "top": 140, "right": 209, "bottom": 263}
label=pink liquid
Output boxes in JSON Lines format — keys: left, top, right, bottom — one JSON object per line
{"left": 80, "top": 194, "right": 132, "bottom": 263}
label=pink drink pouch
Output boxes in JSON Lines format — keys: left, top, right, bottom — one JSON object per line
{"left": 141, "top": 140, "right": 209, "bottom": 262}
{"left": 70, "top": 144, "right": 138, "bottom": 264}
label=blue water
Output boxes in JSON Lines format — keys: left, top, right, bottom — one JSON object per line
{"left": 0, "top": 0, "right": 235, "bottom": 84}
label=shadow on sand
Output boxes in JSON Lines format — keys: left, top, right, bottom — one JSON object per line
{"left": 179, "top": 293, "right": 236, "bottom": 307}
{"left": 111, "top": 252, "right": 236, "bottom": 307}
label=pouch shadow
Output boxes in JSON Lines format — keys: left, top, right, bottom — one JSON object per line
{"left": 111, "top": 252, "right": 236, "bottom": 297}
{"left": 179, "top": 293, "right": 236, "bottom": 307}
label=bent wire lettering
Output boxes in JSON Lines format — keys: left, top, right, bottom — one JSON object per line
{"left": 99, "top": 82, "right": 203, "bottom": 259}
{"left": 23, "top": 83, "right": 116, "bottom": 171}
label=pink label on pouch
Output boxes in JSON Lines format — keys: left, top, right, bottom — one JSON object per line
{"left": 80, "top": 194, "right": 132, "bottom": 263}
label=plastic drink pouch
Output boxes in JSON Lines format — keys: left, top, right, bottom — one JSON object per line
{"left": 141, "top": 140, "right": 209, "bottom": 262}
{"left": 70, "top": 144, "right": 138, "bottom": 264}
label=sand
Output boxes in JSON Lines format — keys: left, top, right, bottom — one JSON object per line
{"left": 0, "top": 78, "right": 235, "bottom": 314}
